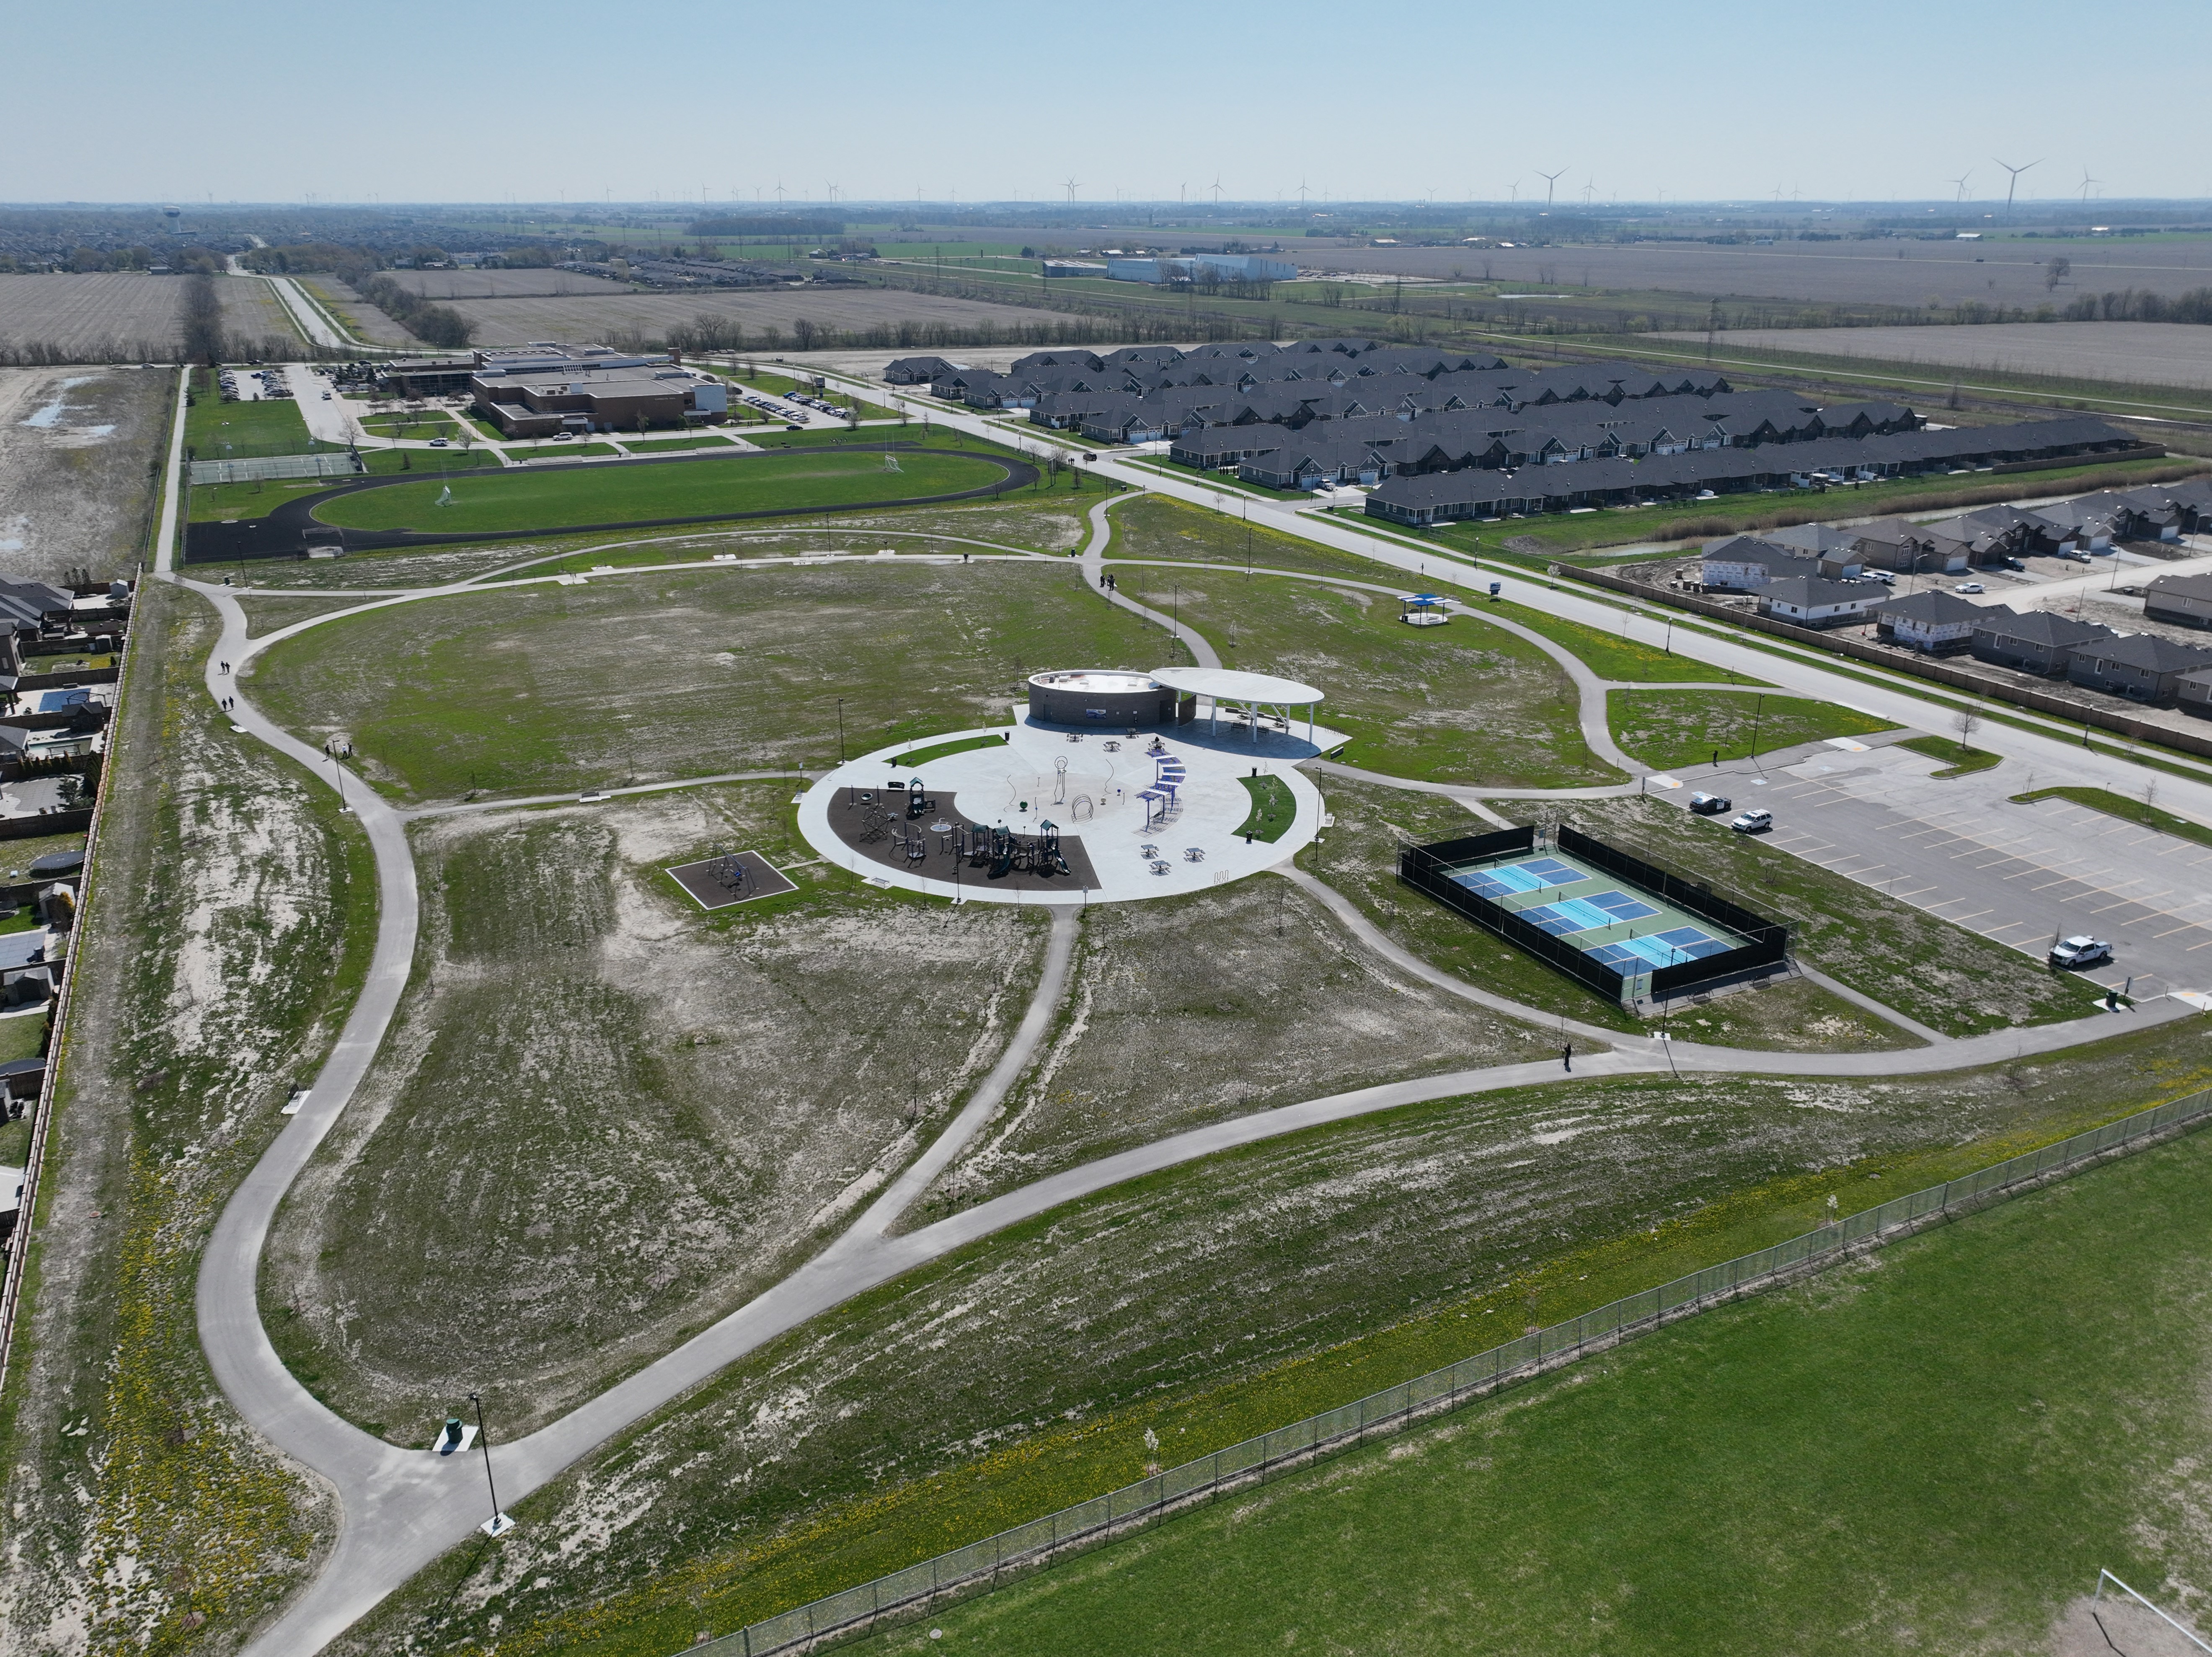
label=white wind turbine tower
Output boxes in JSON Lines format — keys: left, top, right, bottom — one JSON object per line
{"left": 1948, "top": 172, "right": 1972, "bottom": 203}
{"left": 1063, "top": 177, "right": 1081, "bottom": 203}
{"left": 1209, "top": 175, "right": 1224, "bottom": 204}
{"left": 2078, "top": 166, "right": 2101, "bottom": 203}
{"left": 1536, "top": 168, "right": 1566, "bottom": 206}
{"left": 1994, "top": 156, "right": 2041, "bottom": 217}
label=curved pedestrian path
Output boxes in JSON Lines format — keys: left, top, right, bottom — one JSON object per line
{"left": 148, "top": 488, "right": 2206, "bottom": 1656}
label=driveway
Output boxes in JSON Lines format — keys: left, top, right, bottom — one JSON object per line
{"left": 1686, "top": 741, "right": 2212, "bottom": 996}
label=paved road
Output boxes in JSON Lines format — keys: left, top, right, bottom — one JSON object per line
{"left": 261, "top": 273, "right": 349, "bottom": 350}
{"left": 152, "top": 366, "right": 190, "bottom": 574}
{"left": 157, "top": 397, "right": 2212, "bottom": 1654}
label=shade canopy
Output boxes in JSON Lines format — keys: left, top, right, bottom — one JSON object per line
{"left": 1149, "top": 666, "right": 1324, "bottom": 707}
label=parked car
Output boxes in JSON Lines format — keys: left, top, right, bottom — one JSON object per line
{"left": 1728, "top": 808, "right": 1773, "bottom": 834}
{"left": 2002, "top": 557, "right": 2026, "bottom": 570}
{"left": 1955, "top": 581, "right": 1985, "bottom": 594}
{"left": 1688, "top": 792, "right": 1732, "bottom": 815}
{"left": 2048, "top": 935, "right": 2113, "bottom": 970}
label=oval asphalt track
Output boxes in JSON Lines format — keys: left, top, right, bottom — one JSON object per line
{"left": 183, "top": 440, "right": 1040, "bottom": 561}
{"left": 155, "top": 459, "right": 2208, "bottom": 1654}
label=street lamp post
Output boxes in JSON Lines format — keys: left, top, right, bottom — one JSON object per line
{"left": 469, "top": 1391, "right": 509, "bottom": 1536}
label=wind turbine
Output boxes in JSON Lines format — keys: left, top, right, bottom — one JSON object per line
{"left": 1063, "top": 177, "right": 1081, "bottom": 203}
{"left": 1994, "top": 157, "right": 2040, "bottom": 217}
{"left": 1209, "top": 176, "right": 1224, "bottom": 205}
{"left": 774, "top": 181, "right": 786, "bottom": 205}
{"left": 1296, "top": 179, "right": 1311, "bottom": 208}
{"left": 1536, "top": 168, "right": 1567, "bottom": 206}
{"left": 1948, "top": 172, "right": 1972, "bottom": 203}
{"left": 2078, "top": 166, "right": 2100, "bottom": 203}
{"left": 1581, "top": 179, "right": 1596, "bottom": 206}
{"left": 1508, "top": 178, "right": 1520, "bottom": 203}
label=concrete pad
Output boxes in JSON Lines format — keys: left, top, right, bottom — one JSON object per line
{"left": 796, "top": 716, "right": 1331, "bottom": 906}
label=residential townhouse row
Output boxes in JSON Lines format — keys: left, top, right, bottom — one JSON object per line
{"left": 1362, "top": 417, "right": 2138, "bottom": 524}
{"left": 1687, "top": 481, "right": 2212, "bottom": 711}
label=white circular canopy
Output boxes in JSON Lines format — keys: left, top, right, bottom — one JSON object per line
{"left": 1149, "top": 666, "right": 1323, "bottom": 706}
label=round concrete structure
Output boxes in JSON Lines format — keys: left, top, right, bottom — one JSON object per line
{"left": 1027, "top": 669, "right": 1176, "bottom": 728}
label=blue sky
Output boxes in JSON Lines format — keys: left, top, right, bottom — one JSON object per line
{"left": 12, "top": 0, "right": 2210, "bottom": 206}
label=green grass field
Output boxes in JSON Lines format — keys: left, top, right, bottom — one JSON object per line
{"left": 184, "top": 370, "right": 318, "bottom": 460}
{"left": 621, "top": 435, "right": 750, "bottom": 452}
{"left": 891, "top": 733, "right": 1012, "bottom": 767}
{"left": 856, "top": 1117, "right": 2212, "bottom": 1657}
{"left": 1491, "top": 597, "right": 1770, "bottom": 686}
{"left": 1900, "top": 734, "right": 2002, "bottom": 777}
{"left": 1608, "top": 688, "right": 1895, "bottom": 771}
{"left": 1234, "top": 775, "right": 1296, "bottom": 841}
{"left": 2010, "top": 785, "right": 2212, "bottom": 849}
{"left": 1106, "top": 494, "right": 1406, "bottom": 583}
{"left": 309, "top": 449, "right": 1012, "bottom": 535}
{"left": 515, "top": 443, "right": 626, "bottom": 461}
{"left": 1143, "top": 573, "right": 1618, "bottom": 788}
{"left": 246, "top": 561, "right": 1187, "bottom": 803}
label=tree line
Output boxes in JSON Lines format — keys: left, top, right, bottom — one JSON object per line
{"left": 356, "top": 275, "right": 477, "bottom": 349}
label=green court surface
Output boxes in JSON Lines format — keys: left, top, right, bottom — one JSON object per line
{"left": 310, "top": 449, "right": 1009, "bottom": 534}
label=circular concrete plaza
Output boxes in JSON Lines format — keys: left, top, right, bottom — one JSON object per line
{"left": 797, "top": 710, "right": 1336, "bottom": 906}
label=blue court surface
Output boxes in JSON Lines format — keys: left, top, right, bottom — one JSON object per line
{"left": 1450, "top": 857, "right": 1581, "bottom": 900}
{"left": 1441, "top": 848, "right": 1746, "bottom": 980}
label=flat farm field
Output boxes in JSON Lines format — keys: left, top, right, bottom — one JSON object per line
{"left": 1293, "top": 235, "right": 2212, "bottom": 309}
{"left": 310, "top": 448, "right": 1010, "bottom": 532}
{"left": 1657, "top": 321, "right": 2212, "bottom": 393}
{"left": 0, "top": 273, "right": 181, "bottom": 357}
{"left": 381, "top": 267, "right": 630, "bottom": 299}
{"left": 439, "top": 287, "right": 1086, "bottom": 346}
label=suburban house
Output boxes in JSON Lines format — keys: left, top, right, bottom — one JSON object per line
{"left": 1755, "top": 575, "right": 1888, "bottom": 628}
{"left": 2064, "top": 634, "right": 2212, "bottom": 703}
{"left": 1700, "top": 533, "right": 1861, "bottom": 588}
{"left": 1969, "top": 610, "right": 2116, "bottom": 676}
{"left": 1875, "top": 591, "right": 2000, "bottom": 654}
{"left": 2143, "top": 571, "right": 2212, "bottom": 629}
{"left": 883, "top": 356, "right": 964, "bottom": 384}
{"left": 2178, "top": 666, "right": 2212, "bottom": 718}
{"left": 1849, "top": 518, "right": 1969, "bottom": 574}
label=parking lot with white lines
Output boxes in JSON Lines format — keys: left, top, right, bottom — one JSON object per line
{"left": 1731, "top": 744, "right": 2212, "bottom": 996}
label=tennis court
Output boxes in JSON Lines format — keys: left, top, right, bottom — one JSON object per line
{"left": 1448, "top": 852, "right": 1746, "bottom": 973}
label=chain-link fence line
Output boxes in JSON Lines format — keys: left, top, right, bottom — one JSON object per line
{"left": 689, "top": 1079, "right": 2212, "bottom": 1657}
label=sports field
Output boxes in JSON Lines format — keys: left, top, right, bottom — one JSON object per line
{"left": 1443, "top": 847, "right": 1746, "bottom": 974}
{"left": 310, "top": 449, "right": 1011, "bottom": 534}
{"left": 855, "top": 1119, "right": 2212, "bottom": 1657}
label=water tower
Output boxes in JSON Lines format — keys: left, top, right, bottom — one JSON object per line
{"left": 162, "top": 205, "right": 182, "bottom": 234}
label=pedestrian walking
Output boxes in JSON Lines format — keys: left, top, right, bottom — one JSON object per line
{"left": 1561, "top": 1043, "right": 1573, "bottom": 1072}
